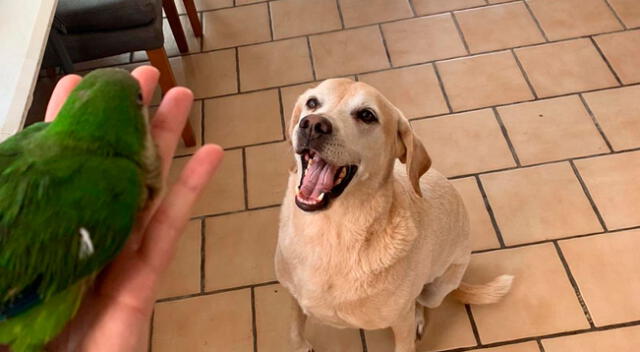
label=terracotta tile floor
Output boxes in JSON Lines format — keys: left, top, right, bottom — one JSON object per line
{"left": 27, "top": 0, "right": 640, "bottom": 350}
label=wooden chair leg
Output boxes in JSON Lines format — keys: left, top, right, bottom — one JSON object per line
{"left": 182, "top": 0, "right": 202, "bottom": 37}
{"left": 162, "top": 0, "right": 189, "bottom": 53}
{"left": 45, "top": 67, "right": 57, "bottom": 80}
{"left": 146, "top": 48, "right": 196, "bottom": 147}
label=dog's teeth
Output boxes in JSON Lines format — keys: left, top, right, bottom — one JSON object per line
{"left": 340, "top": 168, "right": 347, "bottom": 178}
{"left": 296, "top": 186, "right": 300, "bottom": 193}
{"left": 309, "top": 159, "right": 314, "bottom": 166}
{"left": 318, "top": 193, "right": 325, "bottom": 201}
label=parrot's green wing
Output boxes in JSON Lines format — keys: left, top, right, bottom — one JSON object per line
{"left": 0, "top": 122, "right": 49, "bottom": 171}
{"left": 0, "top": 133, "right": 143, "bottom": 350}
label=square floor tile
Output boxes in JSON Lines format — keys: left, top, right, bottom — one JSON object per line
{"left": 281, "top": 82, "right": 319, "bottom": 134}
{"left": 515, "top": 39, "right": 618, "bottom": 98}
{"left": 358, "top": 64, "right": 449, "bottom": 119}
{"left": 254, "top": 284, "right": 363, "bottom": 351}
{"left": 152, "top": 290, "right": 253, "bottom": 352}
{"left": 412, "top": 0, "right": 485, "bottom": 15}
{"left": 583, "top": 85, "right": 640, "bottom": 151}
{"left": 339, "top": 0, "right": 413, "bottom": 27}
{"left": 465, "top": 243, "right": 590, "bottom": 343}
{"left": 450, "top": 177, "right": 501, "bottom": 251}
{"left": 203, "top": 90, "right": 283, "bottom": 149}
{"left": 497, "top": 95, "right": 609, "bottom": 165}
{"left": 157, "top": 220, "right": 201, "bottom": 299}
{"left": 245, "top": 142, "right": 294, "bottom": 208}
{"left": 574, "top": 151, "right": 640, "bottom": 230}
{"left": 412, "top": 109, "right": 516, "bottom": 177}
{"left": 455, "top": 2, "right": 545, "bottom": 53}
{"left": 436, "top": 51, "right": 534, "bottom": 111}
{"left": 172, "top": 100, "right": 203, "bottom": 157}
{"left": 594, "top": 30, "right": 640, "bottom": 84}
{"left": 168, "top": 149, "right": 245, "bottom": 216}
{"left": 543, "top": 325, "right": 640, "bottom": 352}
{"left": 468, "top": 342, "right": 541, "bottom": 352}
{"left": 310, "top": 26, "right": 389, "bottom": 79}
{"left": 381, "top": 14, "right": 467, "bottom": 67}
{"left": 480, "top": 162, "right": 603, "bottom": 245}
{"left": 527, "top": 0, "right": 623, "bottom": 41}
{"left": 170, "top": 50, "right": 238, "bottom": 99}
{"left": 205, "top": 207, "right": 279, "bottom": 290}
{"left": 202, "top": 3, "right": 271, "bottom": 50}
{"left": 365, "top": 296, "right": 476, "bottom": 351}
{"left": 607, "top": 0, "right": 640, "bottom": 27}
{"left": 560, "top": 229, "right": 640, "bottom": 326}
{"left": 270, "top": 0, "right": 342, "bottom": 39}
{"left": 239, "top": 38, "right": 314, "bottom": 91}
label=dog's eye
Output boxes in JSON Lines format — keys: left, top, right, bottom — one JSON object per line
{"left": 136, "top": 93, "right": 143, "bottom": 105}
{"left": 355, "top": 109, "right": 378, "bottom": 124}
{"left": 306, "top": 98, "right": 320, "bottom": 110}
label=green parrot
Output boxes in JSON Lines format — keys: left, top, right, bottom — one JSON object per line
{"left": 0, "top": 68, "right": 161, "bottom": 351}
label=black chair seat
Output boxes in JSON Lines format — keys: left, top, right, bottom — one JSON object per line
{"left": 56, "top": 0, "right": 158, "bottom": 34}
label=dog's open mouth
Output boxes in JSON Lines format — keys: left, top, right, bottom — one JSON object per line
{"left": 295, "top": 150, "right": 357, "bottom": 212}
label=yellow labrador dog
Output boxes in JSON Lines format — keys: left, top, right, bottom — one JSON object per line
{"left": 275, "top": 78, "right": 513, "bottom": 352}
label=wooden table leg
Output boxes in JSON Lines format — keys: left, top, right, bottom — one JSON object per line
{"left": 162, "top": 0, "right": 189, "bottom": 54}
{"left": 146, "top": 48, "right": 196, "bottom": 147}
{"left": 182, "top": 0, "right": 202, "bottom": 37}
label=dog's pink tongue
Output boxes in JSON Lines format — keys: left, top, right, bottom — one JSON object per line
{"left": 300, "top": 154, "right": 338, "bottom": 199}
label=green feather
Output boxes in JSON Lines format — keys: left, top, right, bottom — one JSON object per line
{"left": 0, "top": 68, "right": 157, "bottom": 350}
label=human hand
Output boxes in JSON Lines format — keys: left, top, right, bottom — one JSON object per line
{"left": 45, "top": 66, "right": 223, "bottom": 351}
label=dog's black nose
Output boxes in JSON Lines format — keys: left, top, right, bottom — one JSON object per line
{"left": 299, "top": 114, "right": 332, "bottom": 137}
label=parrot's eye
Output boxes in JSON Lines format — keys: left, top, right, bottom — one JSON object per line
{"left": 136, "top": 93, "right": 143, "bottom": 105}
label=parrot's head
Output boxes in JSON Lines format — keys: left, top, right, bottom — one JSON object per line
{"left": 48, "top": 68, "right": 150, "bottom": 161}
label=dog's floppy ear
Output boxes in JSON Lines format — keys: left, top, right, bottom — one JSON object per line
{"left": 396, "top": 112, "right": 431, "bottom": 197}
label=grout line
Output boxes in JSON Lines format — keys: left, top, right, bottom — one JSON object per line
{"left": 335, "top": 0, "right": 346, "bottom": 29}
{"left": 267, "top": 2, "right": 274, "bottom": 41}
{"left": 378, "top": 24, "right": 394, "bottom": 68}
{"left": 225, "top": 137, "right": 287, "bottom": 151}
{"left": 190, "top": 204, "right": 282, "bottom": 221}
{"left": 242, "top": 148, "right": 250, "bottom": 210}
{"left": 186, "top": 145, "right": 640, "bottom": 222}
{"left": 491, "top": 107, "right": 522, "bottom": 167}
{"left": 251, "top": 287, "right": 258, "bottom": 352}
{"left": 200, "top": 99, "right": 206, "bottom": 145}
{"left": 157, "top": 281, "right": 280, "bottom": 303}
{"left": 200, "top": 218, "right": 206, "bottom": 293}
{"left": 603, "top": 0, "right": 627, "bottom": 29}
{"left": 235, "top": 47, "right": 242, "bottom": 93}
{"left": 359, "top": 329, "right": 368, "bottom": 352}
{"left": 578, "top": 94, "right": 614, "bottom": 153}
{"left": 475, "top": 175, "right": 506, "bottom": 248}
{"left": 438, "top": 317, "right": 640, "bottom": 352}
{"left": 465, "top": 304, "right": 482, "bottom": 345}
{"left": 553, "top": 241, "right": 596, "bottom": 328}
{"left": 590, "top": 36, "right": 623, "bottom": 86}
{"left": 451, "top": 12, "right": 471, "bottom": 54}
{"left": 277, "top": 88, "right": 288, "bottom": 139}
{"left": 432, "top": 63, "right": 454, "bottom": 113}
{"left": 473, "top": 224, "right": 640, "bottom": 254}
{"left": 536, "top": 339, "right": 546, "bottom": 352}
{"left": 148, "top": 309, "right": 154, "bottom": 352}
{"left": 523, "top": 0, "right": 549, "bottom": 42}
{"left": 407, "top": 0, "right": 418, "bottom": 17}
{"left": 511, "top": 49, "right": 538, "bottom": 99}
{"left": 569, "top": 160, "right": 608, "bottom": 232}
{"left": 306, "top": 36, "right": 318, "bottom": 80}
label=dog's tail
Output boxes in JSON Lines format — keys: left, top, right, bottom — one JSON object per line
{"left": 451, "top": 275, "right": 514, "bottom": 305}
